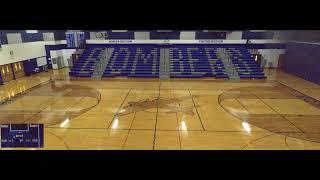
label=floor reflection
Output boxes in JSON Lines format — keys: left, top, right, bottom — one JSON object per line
{"left": 0, "top": 81, "right": 100, "bottom": 127}
{"left": 219, "top": 82, "right": 320, "bottom": 143}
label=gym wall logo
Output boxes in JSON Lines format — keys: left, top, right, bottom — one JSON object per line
{"left": 10, "top": 51, "right": 14, "bottom": 59}
{"left": 108, "top": 40, "right": 133, "bottom": 43}
{"left": 117, "top": 95, "right": 201, "bottom": 116}
{"left": 163, "top": 40, "right": 170, "bottom": 44}
{"left": 198, "top": 40, "right": 223, "bottom": 43}
{"left": 95, "top": 32, "right": 108, "bottom": 39}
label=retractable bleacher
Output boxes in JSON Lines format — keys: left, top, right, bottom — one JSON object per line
{"left": 69, "top": 44, "right": 266, "bottom": 79}
{"left": 69, "top": 48, "right": 104, "bottom": 77}
{"left": 102, "top": 46, "right": 160, "bottom": 78}
{"left": 227, "top": 46, "right": 266, "bottom": 79}
{"left": 169, "top": 46, "right": 228, "bottom": 78}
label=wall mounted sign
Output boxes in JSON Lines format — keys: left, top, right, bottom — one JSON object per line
{"left": 95, "top": 32, "right": 108, "bottom": 39}
{"left": 198, "top": 40, "right": 224, "bottom": 43}
{"left": 108, "top": 40, "right": 133, "bottom": 43}
{"left": 10, "top": 51, "right": 14, "bottom": 59}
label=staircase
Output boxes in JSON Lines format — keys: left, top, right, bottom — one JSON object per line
{"left": 216, "top": 48, "right": 240, "bottom": 79}
{"left": 159, "top": 48, "right": 170, "bottom": 79}
{"left": 91, "top": 48, "right": 114, "bottom": 79}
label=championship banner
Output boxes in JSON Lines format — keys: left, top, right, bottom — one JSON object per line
{"left": 66, "top": 32, "right": 86, "bottom": 48}
{"left": 76, "top": 32, "right": 86, "bottom": 48}
{"left": 66, "top": 32, "right": 75, "bottom": 48}
{"left": 95, "top": 32, "right": 108, "bottom": 39}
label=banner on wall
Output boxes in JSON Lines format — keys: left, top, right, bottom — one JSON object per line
{"left": 66, "top": 32, "right": 86, "bottom": 48}
{"left": 76, "top": 32, "right": 85, "bottom": 48}
{"left": 66, "top": 32, "right": 75, "bottom": 48}
{"left": 95, "top": 32, "right": 108, "bottom": 39}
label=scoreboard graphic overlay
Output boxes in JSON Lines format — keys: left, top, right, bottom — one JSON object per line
{"left": 0, "top": 124, "right": 44, "bottom": 148}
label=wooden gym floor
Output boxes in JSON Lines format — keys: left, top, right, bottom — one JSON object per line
{"left": 1, "top": 68, "right": 320, "bottom": 150}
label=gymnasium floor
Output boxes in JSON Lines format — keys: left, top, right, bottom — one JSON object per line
{"left": 1, "top": 68, "right": 320, "bottom": 150}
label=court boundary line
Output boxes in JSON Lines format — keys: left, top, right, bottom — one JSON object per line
{"left": 46, "top": 130, "right": 70, "bottom": 150}
{"left": 107, "top": 89, "right": 132, "bottom": 129}
{"left": 247, "top": 89, "right": 305, "bottom": 133}
{"left": 152, "top": 80, "right": 161, "bottom": 150}
{"left": 217, "top": 84, "right": 320, "bottom": 144}
{"left": 22, "top": 91, "right": 72, "bottom": 124}
{"left": 175, "top": 112, "right": 182, "bottom": 150}
{"left": 122, "top": 111, "right": 137, "bottom": 150}
{"left": 44, "top": 85, "right": 102, "bottom": 127}
{"left": 188, "top": 90, "right": 205, "bottom": 131}
{"left": 45, "top": 126, "right": 281, "bottom": 133}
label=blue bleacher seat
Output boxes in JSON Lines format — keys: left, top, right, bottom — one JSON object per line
{"left": 70, "top": 45, "right": 266, "bottom": 79}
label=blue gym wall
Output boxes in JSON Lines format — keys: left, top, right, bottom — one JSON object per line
{"left": 0, "top": 30, "right": 276, "bottom": 44}
{"left": 0, "top": 72, "right": 3, "bottom": 85}
{"left": 149, "top": 31, "right": 181, "bottom": 39}
{"left": 23, "top": 58, "right": 38, "bottom": 76}
{"left": 195, "top": 31, "right": 226, "bottom": 39}
{"left": 86, "top": 30, "right": 274, "bottom": 40}
{"left": 44, "top": 44, "right": 69, "bottom": 69}
{"left": 107, "top": 31, "right": 135, "bottom": 39}
{"left": 283, "top": 42, "right": 320, "bottom": 85}
{"left": 275, "top": 30, "right": 320, "bottom": 43}
{"left": 242, "top": 31, "right": 274, "bottom": 39}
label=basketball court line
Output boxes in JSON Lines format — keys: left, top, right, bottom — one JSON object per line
{"left": 46, "top": 130, "right": 70, "bottom": 150}
{"left": 188, "top": 90, "right": 205, "bottom": 131}
{"left": 22, "top": 91, "right": 72, "bottom": 124}
{"left": 2, "top": 69, "right": 320, "bottom": 149}
{"left": 247, "top": 89, "right": 305, "bottom": 133}
{"left": 122, "top": 112, "right": 137, "bottom": 150}
{"left": 44, "top": 127, "right": 320, "bottom": 133}
{"left": 152, "top": 81, "right": 161, "bottom": 150}
{"left": 235, "top": 98, "right": 250, "bottom": 113}
{"left": 107, "top": 89, "right": 132, "bottom": 128}
{"left": 175, "top": 112, "right": 182, "bottom": 149}
{"left": 241, "top": 133, "right": 275, "bottom": 150}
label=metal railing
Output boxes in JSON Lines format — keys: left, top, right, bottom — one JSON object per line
{"left": 217, "top": 48, "right": 239, "bottom": 78}
{"left": 93, "top": 50, "right": 107, "bottom": 73}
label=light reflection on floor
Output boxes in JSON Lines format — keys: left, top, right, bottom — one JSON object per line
{"left": 1, "top": 68, "right": 320, "bottom": 150}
